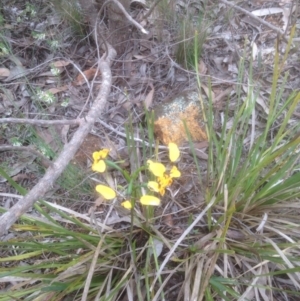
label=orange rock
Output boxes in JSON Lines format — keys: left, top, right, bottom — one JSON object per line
{"left": 154, "top": 91, "right": 207, "bottom": 146}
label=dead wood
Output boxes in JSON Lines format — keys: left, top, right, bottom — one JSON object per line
{"left": 0, "top": 118, "right": 82, "bottom": 126}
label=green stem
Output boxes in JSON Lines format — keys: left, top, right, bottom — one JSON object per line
{"left": 105, "top": 160, "right": 131, "bottom": 182}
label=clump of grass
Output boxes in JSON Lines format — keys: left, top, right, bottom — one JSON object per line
{"left": 0, "top": 113, "right": 183, "bottom": 300}
{"left": 155, "top": 0, "right": 209, "bottom": 69}
{"left": 182, "top": 28, "right": 300, "bottom": 300}
{"left": 51, "top": 0, "right": 87, "bottom": 37}
{"left": 175, "top": 15, "right": 207, "bottom": 69}
{"left": 0, "top": 204, "right": 124, "bottom": 301}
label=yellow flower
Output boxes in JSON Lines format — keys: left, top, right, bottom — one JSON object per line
{"left": 147, "top": 181, "right": 160, "bottom": 193}
{"left": 95, "top": 184, "right": 116, "bottom": 200}
{"left": 147, "top": 160, "right": 166, "bottom": 177}
{"left": 92, "top": 160, "right": 106, "bottom": 173}
{"left": 157, "top": 174, "right": 173, "bottom": 187}
{"left": 140, "top": 195, "right": 161, "bottom": 206}
{"left": 147, "top": 154, "right": 181, "bottom": 197}
{"left": 93, "top": 149, "right": 109, "bottom": 161}
{"left": 121, "top": 200, "right": 132, "bottom": 209}
{"left": 92, "top": 149, "right": 109, "bottom": 173}
{"left": 170, "top": 166, "right": 181, "bottom": 178}
{"left": 159, "top": 186, "right": 166, "bottom": 196}
{"left": 168, "top": 142, "right": 180, "bottom": 162}
{"left": 157, "top": 174, "right": 173, "bottom": 196}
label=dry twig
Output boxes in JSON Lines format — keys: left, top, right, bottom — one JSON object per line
{"left": 0, "top": 118, "right": 82, "bottom": 126}
{"left": 102, "top": 0, "right": 148, "bottom": 34}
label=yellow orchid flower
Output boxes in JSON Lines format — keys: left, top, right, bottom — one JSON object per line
{"left": 121, "top": 200, "right": 132, "bottom": 209}
{"left": 93, "top": 149, "right": 109, "bottom": 161}
{"left": 168, "top": 142, "right": 180, "bottom": 162}
{"left": 147, "top": 160, "right": 166, "bottom": 177}
{"left": 157, "top": 174, "right": 173, "bottom": 188}
{"left": 92, "top": 149, "right": 110, "bottom": 173}
{"left": 158, "top": 186, "right": 166, "bottom": 196}
{"left": 140, "top": 195, "right": 161, "bottom": 206}
{"left": 92, "top": 160, "right": 106, "bottom": 173}
{"left": 170, "top": 166, "right": 181, "bottom": 178}
{"left": 95, "top": 184, "right": 116, "bottom": 200}
{"left": 147, "top": 181, "right": 160, "bottom": 193}
{"left": 156, "top": 174, "right": 173, "bottom": 196}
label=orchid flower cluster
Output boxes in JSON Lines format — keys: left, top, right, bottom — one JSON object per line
{"left": 92, "top": 142, "right": 181, "bottom": 209}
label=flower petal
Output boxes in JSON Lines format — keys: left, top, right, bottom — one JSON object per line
{"left": 140, "top": 195, "right": 161, "bottom": 206}
{"left": 92, "top": 160, "right": 106, "bottom": 173}
{"left": 92, "top": 149, "right": 110, "bottom": 161}
{"left": 168, "top": 142, "right": 180, "bottom": 162}
{"left": 99, "top": 149, "right": 109, "bottom": 159}
{"left": 95, "top": 185, "right": 116, "bottom": 200}
{"left": 159, "top": 186, "right": 166, "bottom": 196}
{"left": 147, "top": 160, "right": 166, "bottom": 177}
{"left": 157, "top": 174, "right": 173, "bottom": 188}
{"left": 170, "top": 166, "right": 181, "bottom": 178}
{"left": 147, "top": 181, "right": 160, "bottom": 193}
{"left": 92, "top": 151, "right": 102, "bottom": 161}
{"left": 121, "top": 200, "right": 132, "bottom": 209}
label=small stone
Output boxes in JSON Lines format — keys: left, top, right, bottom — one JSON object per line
{"left": 154, "top": 91, "right": 207, "bottom": 146}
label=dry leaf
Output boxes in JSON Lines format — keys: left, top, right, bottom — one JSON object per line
{"left": 148, "top": 238, "right": 163, "bottom": 257}
{"left": 201, "top": 83, "right": 215, "bottom": 101}
{"left": 198, "top": 59, "right": 207, "bottom": 74}
{"left": 252, "top": 42, "right": 258, "bottom": 60}
{"left": 73, "top": 68, "right": 99, "bottom": 86}
{"left": 52, "top": 60, "right": 70, "bottom": 67}
{"left": 0, "top": 68, "right": 10, "bottom": 77}
{"left": 94, "top": 197, "right": 104, "bottom": 207}
{"left": 172, "top": 227, "right": 183, "bottom": 234}
{"left": 3, "top": 65, "right": 27, "bottom": 82}
{"left": 144, "top": 84, "right": 155, "bottom": 109}
{"left": 251, "top": 7, "right": 283, "bottom": 17}
{"left": 47, "top": 86, "right": 68, "bottom": 94}
{"left": 163, "top": 214, "right": 174, "bottom": 227}
{"left": 243, "top": 86, "right": 269, "bottom": 114}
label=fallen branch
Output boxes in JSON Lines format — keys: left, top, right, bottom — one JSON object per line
{"left": 0, "top": 118, "right": 82, "bottom": 126}
{"left": 0, "top": 46, "right": 117, "bottom": 237}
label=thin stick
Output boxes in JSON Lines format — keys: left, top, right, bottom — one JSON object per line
{"left": 108, "top": 0, "right": 148, "bottom": 34}
{"left": 0, "top": 118, "right": 82, "bottom": 126}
